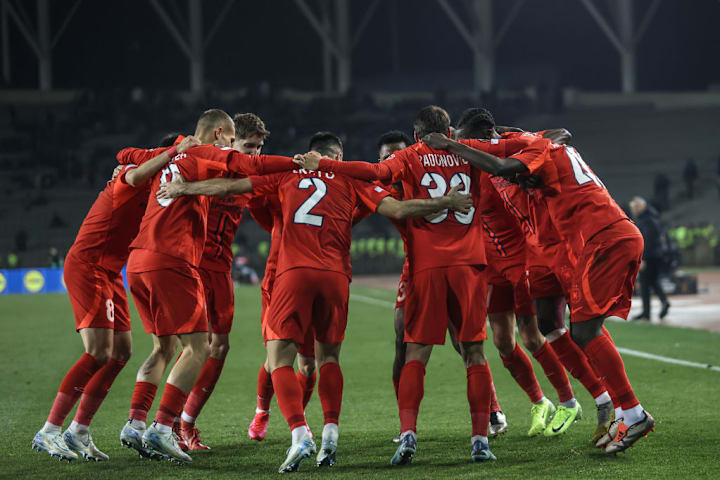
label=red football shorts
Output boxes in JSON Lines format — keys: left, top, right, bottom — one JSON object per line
{"left": 128, "top": 267, "right": 208, "bottom": 336}
{"left": 486, "top": 255, "right": 534, "bottom": 317}
{"left": 570, "top": 220, "right": 643, "bottom": 323}
{"left": 395, "top": 274, "right": 408, "bottom": 309}
{"left": 64, "top": 254, "right": 130, "bottom": 332}
{"left": 404, "top": 265, "right": 488, "bottom": 345}
{"left": 264, "top": 268, "right": 349, "bottom": 347}
{"left": 199, "top": 267, "right": 234, "bottom": 335}
{"left": 528, "top": 265, "right": 565, "bottom": 299}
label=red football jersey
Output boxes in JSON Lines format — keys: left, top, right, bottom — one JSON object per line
{"left": 126, "top": 144, "right": 296, "bottom": 272}
{"left": 511, "top": 138, "right": 630, "bottom": 258}
{"left": 249, "top": 169, "right": 390, "bottom": 279}
{"left": 67, "top": 148, "right": 171, "bottom": 272}
{"left": 318, "top": 140, "right": 533, "bottom": 274}
{"left": 248, "top": 194, "right": 283, "bottom": 291}
{"left": 478, "top": 173, "right": 526, "bottom": 260}
{"left": 199, "top": 194, "right": 251, "bottom": 272}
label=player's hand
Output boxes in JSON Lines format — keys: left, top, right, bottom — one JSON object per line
{"left": 177, "top": 135, "right": 201, "bottom": 154}
{"left": 421, "top": 132, "right": 451, "bottom": 150}
{"left": 295, "top": 151, "right": 322, "bottom": 170}
{"left": 518, "top": 174, "right": 542, "bottom": 190}
{"left": 110, "top": 165, "right": 123, "bottom": 181}
{"left": 446, "top": 184, "right": 473, "bottom": 213}
{"left": 156, "top": 174, "right": 186, "bottom": 200}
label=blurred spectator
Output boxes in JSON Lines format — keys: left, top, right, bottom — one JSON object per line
{"left": 50, "top": 211, "right": 67, "bottom": 228}
{"left": 629, "top": 196, "right": 670, "bottom": 321}
{"left": 653, "top": 172, "right": 670, "bottom": 212}
{"left": 682, "top": 158, "right": 698, "bottom": 199}
{"left": 48, "top": 247, "right": 63, "bottom": 267}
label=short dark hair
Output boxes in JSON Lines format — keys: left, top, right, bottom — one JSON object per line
{"left": 308, "top": 131, "right": 343, "bottom": 157}
{"left": 457, "top": 107, "right": 495, "bottom": 131}
{"left": 158, "top": 132, "right": 181, "bottom": 148}
{"left": 233, "top": 113, "right": 270, "bottom": 139}
{"left": 377, "top": 130, "right": 413, "bottom": 151}
{"left": 196, "top": 108, "right": 233, "bottom": 133}
{"left": 413, "top": 105, "right": 451, "bottom": 138}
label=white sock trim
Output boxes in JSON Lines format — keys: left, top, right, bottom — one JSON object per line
{"left": 545, "top": 328, "right": 567, "bottom": 343}
{"left": 180, "top": 412, "right": 195, "bottom": 424}
{"left": 255, "top": 408, "right": 270, "bottom": 414}
{"left": 471, "top": 435, "right": 488, "bottom": 445}
{"left": 594, "top": 391, "right": 612, "bottom": 406}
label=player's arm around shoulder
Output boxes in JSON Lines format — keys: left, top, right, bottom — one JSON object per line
{"left": 376, "top": 184, "right": 472, "bottom": 220}
{"left": 156, "top": 176, "right": 255, "bottom": 201}
{"left": 124, "top": 136, "right": 201, "bottom": 187}
{"left": 422, "top": 133, "right": 529, "bottom": 177}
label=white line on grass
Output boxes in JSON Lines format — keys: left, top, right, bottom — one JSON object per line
{"left": 350, "top": 292, "right": 720, "bottom": 373}
{"left": 616, "top": 347, "right": 720, "bottom": 373}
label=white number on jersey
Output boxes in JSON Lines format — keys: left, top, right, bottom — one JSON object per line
{"left": 105, "top": 299, "right": 115, "bottom": 322}
{"left": 419, "top": 172, "right": 475, "bottom": 225}
{"left": 567, "top": 146, "right": 604, "bottom": 189}
{"left": 157, "top": 163, "right": 182, "bottom": 207}
{"left": 293, "top": 178, "right": 327, "bottom": 226}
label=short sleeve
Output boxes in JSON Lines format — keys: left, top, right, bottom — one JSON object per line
{"left": 509, "top": 138, "right": 561, "bottom": 193}
{"left": 353, "top": 179, "right": 391, "bottom": 212}
{"left": 118, "top": 164, "right": 138, "bottom": 185}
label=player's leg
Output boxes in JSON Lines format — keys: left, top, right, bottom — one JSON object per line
{"left": 34, "top": 327, "right": 111, "bottom": 462}
{"left": 570, "top": 226, "right": 654, "bottom": 453}
{"left": 392, "top": 306, "right": 406, "bottom": 400}
{"left": 180, "top": 333, "right": 227, "bottom": 450}
{"left": 536, "top": 295, "right": 613, "bottom": 442}
{"left": 450, "top": 265, "right": 495, "bottom": 462}
{"left": 249, "top": 284, "right": 274, "bottom": 440}
{"left": 182, "top": 268, "right": 234, "bottom": 449}
{"left": 67, "top": 277, "right": 133, "bottom": 460}
{"left": 314, "top": 341, "right": 342, "bottom": 467}
{"left": 296, "top": 329, "right": 318, "bottom": 413}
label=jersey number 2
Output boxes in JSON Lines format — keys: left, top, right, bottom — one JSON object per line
{"left": 294, "top": 178, "right": 327, "bottom": 226}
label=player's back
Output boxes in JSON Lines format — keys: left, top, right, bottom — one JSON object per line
{"left": 393, "top": 142, "right": 486, "bottom": 273}
{"left": 200, "top": 194, "right": 250, "bottom": 272}
{"left": 542, "top": 142, "right": 628, "bottom": 257}
{"left": 478, "top": 174, "right": 526, "bottom": 259}
{"left": 252, "top": 169, "right": 387, "bottom": 280}
{"left": 69, "top": 166, "right": 152, "bottom": 273}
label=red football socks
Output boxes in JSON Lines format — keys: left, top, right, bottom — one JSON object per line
{"left": 549, "top": 330, "right": 606, "bottom": 398}
{"left": 501, "top": 343, "right": 544, "bottom": 403}
{"left": 318, "top": 363, "right": 343, "bottom": 425}
{"left": 397, "top": 360, "right": 426, "bottom": 433}
{"left": 467, "top": 363, "right": 493, "bottom": 437}
{"left": 47, "top": 353, "right": 103, "bottom": 426}
{"left": 583, "top": 333, "right": 639, "bottom": 410}
{"left": 489, "top": 379, "right": 501, "bottom": 412}
{"left": 256, "top": 365, "right": 274, "bottom": 411}
{"left": 129, "top": 381, "right": 158, "bottom": 423}
{"left": 183, "top": 357, "right": 226, "bottom": 421}
{"left": 532, "top": 341, "right": 574, "bottom": 403}
{"left": 155, "top": 383, "right": 188, "bottom": 428}
{"left": 73, "top": 358, "right": 126, "bottom": 426}
{"left": 296, "top": 370, "right": 317, "bottom": 411}
{"left": 271, "top": 366, "right": 307, "bottom": 430}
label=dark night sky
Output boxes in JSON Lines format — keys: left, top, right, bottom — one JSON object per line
{"left": 5, "top": 0, "right": 720, "bottom": 92}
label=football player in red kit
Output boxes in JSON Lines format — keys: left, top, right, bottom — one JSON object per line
{"left": 179, "top": 113, "right": 272, "bottom": 450}
{"left": 31, "top": 134, "right": 199, "bottom": 462}
{"left": 423, "top": 120, "right": 654, "bottom": 455}
{"left": 118, "top": 109, "right": 301, "bottom": 463}
{"left": 297, "top": 107, "right": 541, "bottom": 465}
{"left": 157, "top": 130, "right": 473, "bottom": 472}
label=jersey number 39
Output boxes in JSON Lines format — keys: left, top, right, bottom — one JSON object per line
{"left": 420, "top": 172, "right": 475, "bottom": 224}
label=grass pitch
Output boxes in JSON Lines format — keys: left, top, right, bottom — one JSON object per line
{"left": 1, "top": 284, "right": 719, "bottom": 479}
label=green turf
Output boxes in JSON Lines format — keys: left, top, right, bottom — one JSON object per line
{"left": 1, "top": 285, "right": 719, "bottom": 479}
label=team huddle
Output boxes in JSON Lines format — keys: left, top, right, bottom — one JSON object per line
{"left": 31, "top": 105, "right": 655, "bottom": 473}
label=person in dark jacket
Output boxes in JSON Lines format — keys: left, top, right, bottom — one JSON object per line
{"left": 629, "top": 196, "right": 670, "bottom": 320}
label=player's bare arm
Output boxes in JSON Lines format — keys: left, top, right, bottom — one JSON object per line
{"left": 125, "top": 136, "right": 200, "bottom": 187}
{"left": 157, "top": 176, "right": 253, "bottom": 200}
{"left": 422, "top": 133, "right": 528, "bottom": 177}
{"left": 377, "top": 185, "right": 472, "bottom": 220}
